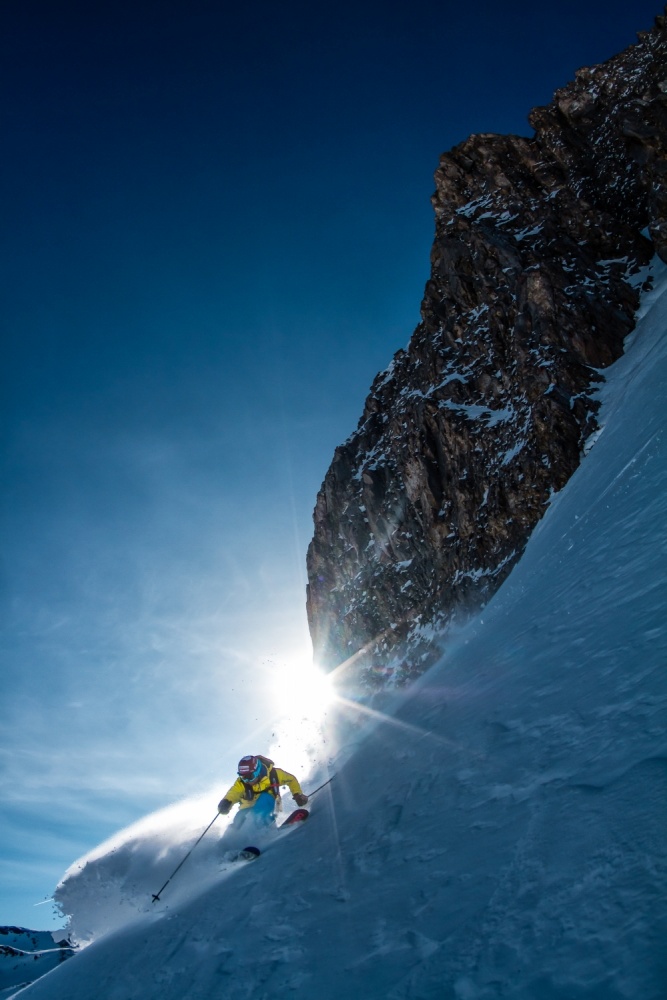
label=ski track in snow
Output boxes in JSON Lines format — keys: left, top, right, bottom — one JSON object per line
{"left": 8, "top": 263, "right": 667, "bottom": 999}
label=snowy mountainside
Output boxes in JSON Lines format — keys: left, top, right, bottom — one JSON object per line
{"left": 11, "top": 265, "right": 667, "bottom": 999}
{"left": 0, "top": 928, "right": 72, "bottom": 998}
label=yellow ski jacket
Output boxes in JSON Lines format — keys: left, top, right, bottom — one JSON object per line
{"left": 222, "top": 760, "right": 304, "bottom": 811}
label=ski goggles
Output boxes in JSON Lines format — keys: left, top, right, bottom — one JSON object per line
{"left": 239, "top": 762, "right": 264, "bottom": 784}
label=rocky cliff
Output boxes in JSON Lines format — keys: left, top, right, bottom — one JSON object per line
{"left": 306, "top": 12, "right": 667, "bottom": 687}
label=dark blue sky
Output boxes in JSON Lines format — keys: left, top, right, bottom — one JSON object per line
{"left": 1, "top": 0, "right": 660, "bottom": 928}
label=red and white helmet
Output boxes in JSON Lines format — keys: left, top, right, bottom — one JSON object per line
{"left": 238, "top": 755, "right": 264, "bottom": 784}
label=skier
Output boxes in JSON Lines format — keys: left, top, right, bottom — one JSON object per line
{"left": 218, "top": 754, "right": 308, "bottom": 830}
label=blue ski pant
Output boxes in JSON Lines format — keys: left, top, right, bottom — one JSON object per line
{"left": 230, "top": 792, "right": 275, "bottom": 830}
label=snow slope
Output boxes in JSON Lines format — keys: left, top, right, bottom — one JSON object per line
{"left": 10, "top": 263, "right": 667, "bottom": 999}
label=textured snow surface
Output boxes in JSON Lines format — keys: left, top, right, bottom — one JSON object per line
{"left": 10, "top": 265, "right": 667, "bottom": 998}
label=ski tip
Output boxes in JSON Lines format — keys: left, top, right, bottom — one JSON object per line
{"left": 238, "top": 845, "right": 261, "bottom": 860}
{"left": 281, "top": 808, "right": 309, "bottom": 826}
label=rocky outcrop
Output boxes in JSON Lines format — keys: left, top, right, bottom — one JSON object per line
{"left": 306, "top": 12, "right": 667, "bottom": 687}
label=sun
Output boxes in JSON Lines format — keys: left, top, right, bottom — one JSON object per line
{"left": 269, "top": 650, "right": 336, "bottom": 721}
{"left": 262, "top": 649, "right": 337, "bottom": 781}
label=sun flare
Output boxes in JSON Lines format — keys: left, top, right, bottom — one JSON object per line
{"left": 261, "top": 650, "right": 337, "bottom": 785}
{"left": 270, "top": 652, "right": 336, "bottom": 720}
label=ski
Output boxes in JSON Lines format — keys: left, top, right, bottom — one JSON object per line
{"left": 235, "top": 846, "right": 261, "bottom": 861}
{"left": 220, "top": 810, "right": 309, "bottom": 866}
{"left": 280, "top": 807, "right": 309, "bottom": 827}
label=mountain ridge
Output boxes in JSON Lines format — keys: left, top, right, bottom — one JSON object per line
{"left": 306, "top": 10, "right": 667, "bottom": 685}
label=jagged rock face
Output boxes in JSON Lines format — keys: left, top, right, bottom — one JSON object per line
{"left": 307, "top": 14, "right": 667, "bottom": 687}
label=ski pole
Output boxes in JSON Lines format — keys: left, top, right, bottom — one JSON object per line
{"left": 307, "top": 774, "right": 336, "bottom": 798}
{"left": 151, "top": 813, "right": 219, "bottom": 903}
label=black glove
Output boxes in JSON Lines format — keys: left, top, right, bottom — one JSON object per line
{"left": 293, "top": 793, "right": 308, "bottom": 807}
{"left": 218, "top": 798, "right": 233, "bottom": 815}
